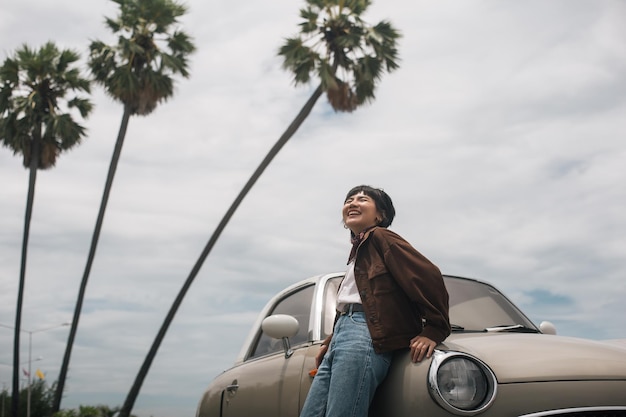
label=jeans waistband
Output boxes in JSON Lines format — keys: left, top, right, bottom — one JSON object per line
{"left": 338, "top": 303, "right": 364, "bottom": 315}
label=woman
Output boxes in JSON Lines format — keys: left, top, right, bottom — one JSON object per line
{"left": 299, "top": 185, "right": 451, "bottom": 417}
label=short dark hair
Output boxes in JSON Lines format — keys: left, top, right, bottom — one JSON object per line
{"left": 345, "top": 185, "right": 396, "bottom": 228}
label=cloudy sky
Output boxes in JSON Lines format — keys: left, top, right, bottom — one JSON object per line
{"left": 1, "top": 0, "right": 625, "bottom": 416}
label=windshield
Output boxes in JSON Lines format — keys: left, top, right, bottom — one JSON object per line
{"left": 445, "top": 276, "right": 537, "bottom": 332}
{"left": 321, "top": 275, "right": 537, "bottom": 336}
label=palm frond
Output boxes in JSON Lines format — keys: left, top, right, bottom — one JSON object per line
{"left": 317, "top": 59, "right": 337, "bottom": 90}
{"left": 56, "top": 49, "right": 80, "bottom": 74}
{"left": 0, "top": 58, "right": 20, "bottom": 85}
{"left": 299, "top": 7, "right": 319, "bottom": 34}
{"left": 0, "top": 84, "right": 13, "bottom": 113}
{"left": 167, "top": 31, "right": 196, "bottom": 56}
{"left": 344, "top": 0, "right": 371, "bottom": 16}
{"left": 352, "top": 55, "right": 378, "bottom": 103}
{"left": 67, "top": 97, "right": 94, "bottom": 118}
{"left": 48, "top": 113, "right": 85, "bottom": 147}
{"left": 279, "top": 38, "right": 320, "bottom": 85}
{"left": 105, "top": 16, "right": 122, "bottom": 33}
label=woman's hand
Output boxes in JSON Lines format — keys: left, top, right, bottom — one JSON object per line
{"left": 315, "top": 344, "right": 329, "bottom": 368}
{"left": 409, "top": 335, "right": 436, "bottom": 363}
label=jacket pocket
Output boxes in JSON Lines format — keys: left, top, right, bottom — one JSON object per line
{"left": 367, "top": 271, "right": 401, "bottom": 296}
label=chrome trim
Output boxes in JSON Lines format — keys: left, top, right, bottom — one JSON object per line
{"left": 428, "top": 350, "right": 498, "bottom": 416}
{"left": 519, "top": 406, "right": 626, "bottom": 416}
{"left": 310, "top": 273, "right": 344, "bottom": 341}
{"left": 280, "top": 337, "right": 294, "bottom": 359}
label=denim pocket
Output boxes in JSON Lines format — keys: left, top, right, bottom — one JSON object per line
{"left": 349, "top": 312, "right": 367, "bottom": 325}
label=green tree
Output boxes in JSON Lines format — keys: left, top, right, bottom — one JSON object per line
{"left": 0, "top": 42, "right": 92, "bottom": 417}
{"left": 117, "top": 1, "right": 399, "bottom": 416}
{"left": 1, "top": 379, "right": 54, "bottom": 417}
{"left": 52, "top": 0, "right": 195, "bottom": 413}
{"left": 1, "top": 379, "right": 131, "bottom": 417}
{"left": 53, "top": 404, "right": 133, "bottom": 417}
{"left": 22, "top": 379, "right": 54, "bottom": 417}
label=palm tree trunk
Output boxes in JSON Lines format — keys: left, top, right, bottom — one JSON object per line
{"left": 118, "top": 84, "right": 323, "bottom": 417}
{"left": 11, "top": 127, "right": 41, "bottom": 417}
{"left": 12, "top": 135, "right": 40, "bottom": 417}
{"left": 53, "top": 105, "right": 133, "bottom": 413}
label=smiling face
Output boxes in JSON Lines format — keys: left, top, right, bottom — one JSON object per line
{"left": 342, "top": 191, "right": 383, "bottom": 235}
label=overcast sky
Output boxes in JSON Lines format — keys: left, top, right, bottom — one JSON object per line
{"left": 1, "top": 0, "right": 625, "bottom": 416}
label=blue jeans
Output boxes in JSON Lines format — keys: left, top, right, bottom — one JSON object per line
{"left": 299, "top": 311, "right": 393, "bottom": 417}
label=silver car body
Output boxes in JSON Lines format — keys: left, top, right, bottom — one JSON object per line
{"left": 197, "top": 273, "right": 626, "bottom": 417}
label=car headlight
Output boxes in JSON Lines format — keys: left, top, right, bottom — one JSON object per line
{"left": 428, "top": 351, "right": 497, "bottom": 416}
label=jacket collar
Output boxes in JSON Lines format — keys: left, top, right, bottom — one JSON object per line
{"left": 347, "top": 226, "right": 378, "bottom": 264}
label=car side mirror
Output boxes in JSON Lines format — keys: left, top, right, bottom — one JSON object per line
{"left": 261, "top": 314, "right": 299, "bottom": 358}
{"left": 539, "top": 320, "right": 557, "bottom": 335}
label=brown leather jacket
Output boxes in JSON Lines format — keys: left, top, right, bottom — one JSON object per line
{"left": 329, "top": 227, "right": 451, "bottom": 353}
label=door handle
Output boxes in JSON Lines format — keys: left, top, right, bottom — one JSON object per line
{"left": 226, "top": 381, "right": 239, "bottom": 393}
{"left": 223, "top": 380, "right": 239, "bottom": 406}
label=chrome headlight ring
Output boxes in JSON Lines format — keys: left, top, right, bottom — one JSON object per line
{"left": 428, "top": 350, "right": 498, "bottom": 416}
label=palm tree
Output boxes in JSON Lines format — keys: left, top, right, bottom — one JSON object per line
{"left": 53, "top": 0, "right": 195, "bottom": 412}
{"left": 117, "top": 1, "right": 400, "bottom": 415}
{"left": 0, "top": 42, "right": 92, "bottom": 417}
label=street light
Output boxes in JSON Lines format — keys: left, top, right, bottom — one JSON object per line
{"left": 0, "top": 322, "right": 70, "bottom": 417}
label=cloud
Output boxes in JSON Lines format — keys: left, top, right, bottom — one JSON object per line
{"left": 1, "top": 1, "right": 625, "bottom": 416}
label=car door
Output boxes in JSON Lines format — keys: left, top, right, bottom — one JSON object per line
{"left": 222, "top": 284, "right": 316, "bottom": 417}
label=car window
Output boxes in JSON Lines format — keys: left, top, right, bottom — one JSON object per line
{"left": 445, "top": 277, "right": 536, "bottom": 331}
{"left": 248, "top": 284, "right": 315, "bottom": 360}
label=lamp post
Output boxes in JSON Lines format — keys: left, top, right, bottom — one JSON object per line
{"left": 0, "top": 322, "right": 70, "bottom": 417}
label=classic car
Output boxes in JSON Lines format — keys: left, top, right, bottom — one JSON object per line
{"left": 196, "top": 273, "right": 626, "bottom": 417}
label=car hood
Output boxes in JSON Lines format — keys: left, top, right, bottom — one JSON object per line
{"left": 440, "top": 333, "right": 626, "bottom": 383}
